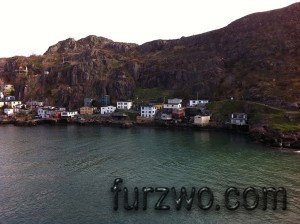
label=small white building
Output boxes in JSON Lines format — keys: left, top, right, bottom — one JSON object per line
{"left": 189, "top": 100, "right": 209, "bottom": 107}
{"left": 101, "top": 106, "right": 116, "bottom": 114}
{"left": 194, "top": 115, "right": 210, "bottom": 126}
{"left": 4, "top": 108, "right": 14, "bottom": 116}
{"left": 140, "top": 105, "right": 157, "bottom": 118}
{"left": 230, "top": 113, "right": 247, "bottom": 125}
{"left": 163, "top": 103, "right": 181, "bottom": 109}
{"left": 168, "top": 98, "right": 182, "bottom": 104}
{"left": 117, "top": 101, "right": 132, "bottom": 110}
{"left": 61, "top": 111, "right": 78, "bottom": 119}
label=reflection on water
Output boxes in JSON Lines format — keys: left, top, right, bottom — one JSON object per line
{"left": 0, "top": 125, "right": 299, "bottom": 224}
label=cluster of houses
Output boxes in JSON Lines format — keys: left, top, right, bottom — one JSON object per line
{"left": 0, "top": 84, "right": 22, "bottom": 116}
{"left": 0, "top": 83, "right": 248, "bottom": 126}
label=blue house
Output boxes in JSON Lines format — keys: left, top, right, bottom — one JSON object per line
{"left": 100, "top": 95, "right": 110, "bottom": 107}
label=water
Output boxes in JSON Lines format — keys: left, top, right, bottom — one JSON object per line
{"left": 0, "top": 125, "right": 299, "bottom": 224}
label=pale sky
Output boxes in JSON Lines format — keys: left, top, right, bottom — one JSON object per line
{"left": 0, "top": 0, "right": 298, "bottom": 57}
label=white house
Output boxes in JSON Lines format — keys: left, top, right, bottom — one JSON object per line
{"left": 140, "top": 105, "right": 157, "bottom": 118}
{"left": 4, "top": 108, "right": 14, "bottom": 116}
{"left": 117, "top": 101, "right": 132, "bottom": 110}
{"left": 61, "top": 111, "right": 78, "bottom": 119}
{"left": 168, "top": 98, "right": 182, "bottom": 104}
{"left": 101, "top": 106, "right": 116, "bottom": 114}
{"left": 230, "top": 113, "right": 247, "bottom": 125}
{"left": 194, "top": 115, "right": 210, "bottom": 126}
{"left": 4, "top": 84, "right": 14, "bottom": 91}
{"left": 163, "top": 103, "right": 181, "bottom": 109}
{"left": 189, "top": 100, "right": 209, "bottom": 107}
{"left": 37, "top": 107, "right": 66, "bottom": 119}
{"left": 37, "top": 107, "right": 50, "bottom": 118}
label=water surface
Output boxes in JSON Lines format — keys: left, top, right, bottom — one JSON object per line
{"left": 0, "top": 125, "right": 299, "bottom": 223}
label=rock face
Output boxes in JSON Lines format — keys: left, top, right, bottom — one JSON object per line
{"left": 0, "top": 3, "right": 300, "bottom": 109}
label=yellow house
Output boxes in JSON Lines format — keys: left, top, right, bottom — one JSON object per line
{"left": 80, "top": 106, "right": 96, "bottom": 115}
{"left": 154, "top": 103, "right": 163, "bottom": 110}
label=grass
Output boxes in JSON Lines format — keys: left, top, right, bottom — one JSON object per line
{"left": 206, "top": 100, "right": 300, "bottom": 132}
{"left": 134, "top": 88, "right": 175, "bottom": 104}
{"left": 206, "top": 100, "right": 244, "bottom": 121}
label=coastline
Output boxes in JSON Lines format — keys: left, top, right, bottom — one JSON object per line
{"left": 1, "top": 116, "right": 300, "bottom": 151}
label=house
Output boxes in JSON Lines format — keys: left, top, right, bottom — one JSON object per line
{"left": 26, "top": 101, "right": 44, "bottom": 109}
{"left": 37, "top": 107, "right": 65, "bottom": 119}
{"left": 194, "top": 115, "right": 210, "bottom": 126}
{"left": 117, "top": 101, "right": 132, "bottom": 110}
{"left": 4, "top": 84, "right": 14, "bottom": 91}
{"left": 15, "top": 65, "right": 28, "bottom": 74}
{"left": 163, "top": 103, "right": 182, "bottom": 109}
{"left": 230, "top": 113, "right": 247, "bottom": 125}
{"left": 100, "top": 106, "right": 116, "bottom": 114}
{"left": 140, "top": 105, "right": 157, "bottom": 118}
{"left": 168, "top": 98, "right": 182, "bottom": 104}
{"left": 160, "top": 113, "right": 172, "bottom": 121}
{"left": 172, "top": 108, "right": 185, "bottom": 119}
{"left": 189, "top": 100, "right": 209, "bottom": 107}
{"left": 80, "top": 106, "right": 96, "bottom": 115}
{"left": 154, "top": 103, "right": 163, "bottom": 110}
{"left": 37, "top": 108, "right": 46, "bottom": 118}
{"left": 3, "top": 85, "right": 14, "bottom": 96}
{"left": 61, "top": 111, "right": 78, "bottom": 119}
{"left": 4, "top": 108, "right": 14, "bottom": 116}
{"left": 100, "top": 95, "right": 110, "bottom": 107}
{"left": 0, "top": 101, "right": 5, "bottom": 108}
{"left": 37, "top": 107, "right": 51, "bottom": 118}
{"left": 6, "top": 101, "right": 22, "bottom": 108}
{"left": 4, "top": 96, "right": 16, "bottom": 101}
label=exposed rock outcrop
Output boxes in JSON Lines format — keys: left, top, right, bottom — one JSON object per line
{"left": 0, "top": 3, "right": 299, "bottom": 110}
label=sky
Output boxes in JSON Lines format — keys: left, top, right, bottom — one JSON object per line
{"left": 0, "top": 0, "right": 298, "bottom": 57}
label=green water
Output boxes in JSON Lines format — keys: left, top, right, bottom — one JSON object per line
{"left": 0, "top": 125, "right": 299, "bottom": 223}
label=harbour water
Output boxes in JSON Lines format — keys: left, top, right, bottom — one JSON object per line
{"left": 0, "top": 125, "right": 299, "bottom": 224}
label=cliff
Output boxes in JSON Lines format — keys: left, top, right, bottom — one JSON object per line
{"left": 0, "top": 3, "right": 299, "bottom": 110}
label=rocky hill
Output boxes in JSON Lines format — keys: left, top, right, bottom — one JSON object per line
{"left": 0, "top": 3, "right": 299, "bottom": 109}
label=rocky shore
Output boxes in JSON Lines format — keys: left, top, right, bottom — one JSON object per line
{"left": 1, "top": 116, "right": 299, "bottom": 150}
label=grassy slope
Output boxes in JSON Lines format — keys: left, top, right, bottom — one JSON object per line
{"left": 206, "top": 100, "right": 300, "bottom": 132}
{"left": 133, "top": 88, "right": 175, "bottom": 104}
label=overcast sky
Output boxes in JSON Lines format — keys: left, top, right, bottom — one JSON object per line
{"left": 0, "top": 0, "right": 298, "bottom": 57}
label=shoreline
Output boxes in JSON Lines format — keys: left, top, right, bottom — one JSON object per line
{"left": 1, "top": 117, "right": 300, "bottom": 151}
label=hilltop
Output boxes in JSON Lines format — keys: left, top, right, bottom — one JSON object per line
{"left": 0, "top": 3, "right": 299, "bottom": 110}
